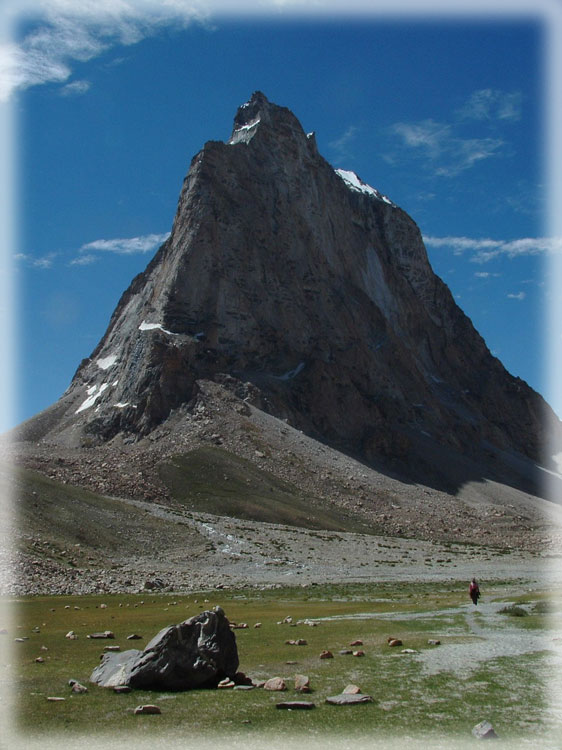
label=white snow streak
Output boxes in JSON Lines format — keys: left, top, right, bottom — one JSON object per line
{"left": 335, "top": 169, "right": 395, "bottom": 206}
{"left": 76, "top": 382, "right": 109, "bottom": 414}
{"left": 139, "top": 320, "right": 177, "bottom": 335}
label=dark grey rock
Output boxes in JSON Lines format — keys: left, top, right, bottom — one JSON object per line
{"left": 90, "top": 608, "right": 238, "bottom": 690}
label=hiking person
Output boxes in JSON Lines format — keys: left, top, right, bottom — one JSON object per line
{"left": 469, "top": 577, "right": 480, "bottom": 606}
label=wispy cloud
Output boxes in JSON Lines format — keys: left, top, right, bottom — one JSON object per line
{"left": 76, "top": 231, "right": 170, "bottom": 261}
{"left": 423, "top": 235, "right": 562, "bottom": 263}
{"left": 386, "top": 88, "right": 521, "bottom": 177}
{"left": 0, "top": 1, "right": 210, "bottom": 102}
{"left": 329, "top": 125, "right": 358, "bottom": 163}
{"left": 507, "top": 291, "right": 526, "bottom": 301}
{"left": 474, "top": 271, "right": 501, "bottom": 278}
{"left": 457, "top": 89, "right": 522, "bottom": 122}
{"left": 59, "top": 79, "right": 91, "bottom": 96}
{"left": 389, "top": 119, "right": 503, "bottom": 177}
{"left": 14, "top": 251, "right": 58, "bottom": 269}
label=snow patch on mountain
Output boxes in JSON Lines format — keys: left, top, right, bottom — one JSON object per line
{"left": 336, "top": 169, "right": 395, "bottom": 206}
{"left": 97, "top": 354, "right": 118, "bottom": 370}
{"left": 76, "top": 383, "right": 109, "bottom": 414}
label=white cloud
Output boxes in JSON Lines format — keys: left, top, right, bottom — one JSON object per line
{"left": 14, "top": 251, "right": 58, "bottom": 268}
{"left": 0, "top": 1, "right": 211, "bottom": 101}
{"left": 457, "top": 88, "right": 523, "bottom": 121}
{"left": 423, "top": 234, "right": 562, "bottom": 263}
{"left": 329, "top": 125, "right": 358, "bottom": 162}
{"left": 59, "top": 79, "right": 91, "bottom": 96}
{"left": 474, "top": 271, "right": 501, "bottom": 278}
{"left": 507, "top": 291, "right": 526, "bottom": 300}
{"left": 389, "top": 119, "right": 503, "bottom": 177}
{"left": 77, "top": 231, "right": 170, "bottom": 258}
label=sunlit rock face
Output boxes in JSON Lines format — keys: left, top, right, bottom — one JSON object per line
{"left": 21, "top": 91, "right": 558, "bottom": 480}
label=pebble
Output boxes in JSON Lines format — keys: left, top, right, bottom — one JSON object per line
{"left": 134, "top": 704, "right": 161, "bottom": 715}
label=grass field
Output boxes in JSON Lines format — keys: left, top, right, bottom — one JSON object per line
{"left": 2, "top": 581, "right": 561, "bottom": 749}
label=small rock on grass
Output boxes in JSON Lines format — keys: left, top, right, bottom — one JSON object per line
{"left": 113, "top": 686, "right": 131, "bottom": 694}
{"left": 264, "top": 677, "right": 286, "bottom": 691}
{"left": 343, "top": 685, "right": 362, "bottom": 694}
{"left": 276, "top": 701, "right": 315, "bottom": 710}
{"left": 428, "top": 639, "right": 441, "bottom": 646}
{"left": 319, "top": 650, "right": 334, "bottom": 659}
{"left": 47, "top": 697, "right": 65, "bottom": 702}
{"left": 218, "top": 678, "right": 235, "bottom": 688}
{"left": 472, "top": 720, "right": 498, "bottom": 739}
{"left": 127, "top": 634, "right": 142, "bottom": 640}
{"left": 294, "top": 674, "right": 310, "bottom": 693}
{"left": 326, "top": 694, "right": 373, "bottom": 705}
{"left": 387, "top": 638, "right": 402, "bottom": 647}
{"left": 71, "top": 683, "right": 88, "bottom": 694}
{"left": 134, "top": 705, "right": 161, "bottom": 715}
{"left": 352, "top": 650, "right": 365, "bottom": 657}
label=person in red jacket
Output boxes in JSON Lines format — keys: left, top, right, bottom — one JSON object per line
{"left": 469, "top": 578, "right": 481, "bottom": 605}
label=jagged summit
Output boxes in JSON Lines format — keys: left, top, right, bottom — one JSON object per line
{"left": 16, "top": 93, "right": 561, "bottom": 493}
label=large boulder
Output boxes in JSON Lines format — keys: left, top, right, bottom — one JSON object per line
{"left": 90, "top": 607, "right": 239, "bottom": 690}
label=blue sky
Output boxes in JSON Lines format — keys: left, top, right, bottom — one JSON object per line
{"left": 2, "top": 0, "right": 562, "bottom": 432}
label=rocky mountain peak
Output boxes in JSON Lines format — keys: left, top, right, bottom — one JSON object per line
{"left": 17, "top": 93, "right": 561, "bottom": 493}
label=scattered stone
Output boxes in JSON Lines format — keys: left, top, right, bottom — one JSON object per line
{"left": 233, "top": 684, "right": 255, "bottom": 691}
{"left": 326, "top": 693, "right": 373, "bottom": 705}
{"left": 15, "top": 638, "right": 29, "bottom": 642}
{"left": 47, "top": 697, "right": 65, "bottom": 702}
{"left": 350, "top": 640, "right": 363, "bottom": 646}
{"left": 87, "top": 631, "right": 115, "bottom": 640}
{"left": 100, "top": 604, "right": 107, "bottom": 609}
{"left": 339, "top": 649, "right": 353, "bottom": 655}
{"left": 230, "top": 622, "right": 248, "bottom": 630}
{"left": 401, "top": 648, "right": 418, "bottom": 654}
{"left": 387, "top": 638, "right": 402, "bottom": 647}
{"left": 264, "top": 677, "right": 287, "bottom": 691}
{"left": 144, "top": 580, "right": 165, "bottom": 591}
{"left": 319, "top": 650, "right": 334, "bottom": 659}
{"left": 254, "top": 623, "right": 262, "bottom": 628}
{"left": 352, "top": 650, "right": 365, "bottom": 657}
{"left": 343, "top": 685, "right": 362, "bottom": 694}
{"left": 70, "top": 681, "right": 88, "bottom": 694}
{"left": 127, "top": 634, "right": 142, "bottom": 640}
{"left": 65, "top": 631, "right": 78, "bottom": 640}
{"left": 472, "top": 720, "right": 498, "bottom": 739}
{"left": 90, "top": 608, "right": 238, "bottom": 690}
{"left": 428, "top": 639, "right": 441, "bottom": 646}
{"left": 233, "top": 671, "right": 253, "bottom": 686}
{"left": 134, "top": 704, "right": 161, "bottom": 715}
{"left": 294, "top": 674, "right": 310, "bottom": 693}
{"left": 113, "top": 686, "right": 131, "bottom": 694}
{"left": 218, "top": 678, "right": 235, "bottom": 688}
{"left": 286, "top": 639, "right": 307, "bottom": 646}
{"left": 276, "top": 701, "right": 315, "bottom": 710}
{"left": 35, "top": 657, "right": 45, "bottom": 663}
{"left": 104, "top": 645, "right": 121, "bottom": 652}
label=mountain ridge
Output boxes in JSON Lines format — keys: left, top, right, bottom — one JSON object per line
{"left": 13, "top": 91, "right": 561, "bottom": 499}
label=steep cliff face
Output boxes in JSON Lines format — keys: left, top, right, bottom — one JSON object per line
{"left": 22, "top": 92, "right": 558, "bottom": 478}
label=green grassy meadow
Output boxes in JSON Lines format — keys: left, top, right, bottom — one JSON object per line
{"left": 3, "top": 582, "right": 560, "bottom": 748}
